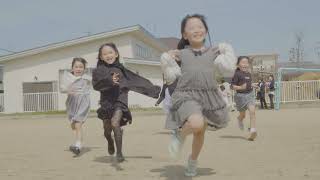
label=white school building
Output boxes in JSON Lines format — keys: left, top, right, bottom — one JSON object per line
{"left": 0, "top": 25, "right": 172, "bottom": 113}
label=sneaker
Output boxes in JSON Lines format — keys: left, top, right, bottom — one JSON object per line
{"left": 73, "top": 147, "right": 81, "bottom": 155}
{"left": 116, "top": 152, "right": 125, "bottom": 162}
{"left": 185, "top": 156, "right": 198, "bottom": 177}
{"left": 237, "top": 117, "right": 244, "bottom": 131}
{"left": 168, "top": 130, "right": 184, "bottom": 159}
{"left": 207, "top": 124, "right": 218, "bottom": 131}
{"left": 70, "top": 145, "right": 81, "bottom": 155}
{"left": 248, "top": 129, "right": 257, "bottom": 141}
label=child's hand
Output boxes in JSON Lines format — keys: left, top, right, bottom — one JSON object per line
{"left": 252, "top": 83, "right": 258, "bottom": 88}
{"left": 112, "top": 73, "right": 120, "bottom": 85}
{"left": 168, "top": 49, "right": 180, "bottom": 61}
{"left": 240, "top": 83, "right": 247, "bottom": 90}
{"left": 67, "top": 88, "right": 75, "bottom": 95}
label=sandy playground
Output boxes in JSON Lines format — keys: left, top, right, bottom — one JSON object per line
{"left": 0, "top": 108, "right": 319, "bottom": 180}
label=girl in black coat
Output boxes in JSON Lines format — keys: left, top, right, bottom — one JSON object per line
{"left": 92, "top": 43, "right": 160, "bottom": 162}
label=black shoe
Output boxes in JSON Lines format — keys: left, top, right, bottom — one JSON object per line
{"left": 116, "top": 152, "right": 125, "bottom": 162}
{"left": 70, "top": 145, "right": 81, "bottom": 155}
{"left": 74, "top": 147, "right": 81, "bottom": 155}
{"left": 69, "top": 145, "right": 75, "bottom": 152}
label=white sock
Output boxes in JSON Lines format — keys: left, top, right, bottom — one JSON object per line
{"left": 75, "top": 141, "right": 82, "bottom": 149}
{"left": 250, "top": 128, "right": 257, "bottom": 133}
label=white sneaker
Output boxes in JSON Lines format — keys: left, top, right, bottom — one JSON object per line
{"left": 248, "top": 128, "right": 257, "bottom": 141}
{"left": 237, "top": 117, "right": 244, "bottom": 131}
{"left": 185, "top": 156, "right": 198, "bottom": 177}
{"left": 168, "top": 130, "right": 184, "bottom": 159}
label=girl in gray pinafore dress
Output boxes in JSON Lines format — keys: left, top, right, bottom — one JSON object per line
{"left": 166, "top": 47, "right": 229, "bottom": 131}
{"left": 60, "top": 58, "right": 91, "bottom": 155}
{"left": 161, "top": 14, "right": 236, "bottom": 177}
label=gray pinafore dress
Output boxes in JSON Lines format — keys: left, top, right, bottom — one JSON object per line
{"left": 166, "top": 47, "right": 229, "bottom": 130}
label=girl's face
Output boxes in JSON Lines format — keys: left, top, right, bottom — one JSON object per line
{"left": 183, "top": 18, "right": 207, "bottom": 47}
{"left": 100, "top": 46, "right": 118, "bottom": 64}
{"left": 238, "top": 58, "right": 249, "bottom": 72}
{"left": 72, "top": 61, "right": 85, "bottom": 76}
{"left": 269, "top": 76, "right": 273, "bottom": 81}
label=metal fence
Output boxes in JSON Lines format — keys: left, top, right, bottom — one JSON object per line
{"left": 280, "top": 80, "right": 320, "bottom": 103}
{"left": 23, "top": 92, "right": 58, "bottom": 112}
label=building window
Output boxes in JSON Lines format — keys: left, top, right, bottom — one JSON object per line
{"left": 135, "top": 44, "right": 151, "bottom": 58}
{"left": 23, "top": 81, "right": 58, "bottom": 93}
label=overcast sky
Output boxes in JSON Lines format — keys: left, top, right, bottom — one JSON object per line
{"left": 1, "top": 0, "right": 319, "bottom": 63}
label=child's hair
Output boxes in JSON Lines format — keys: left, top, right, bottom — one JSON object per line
{"left": 220, "top": 84, "right": 226, "bottom": 91}
{"left": 269, "top": 74, "right": 274, "bottom": 80}
{"left": 236, "top": 56, "right": 250, "bottom": 71}
{"left": 177, "top": 14, "right": 210, "bottom": 50}
{"left": 72, "top": 57, "right": 87, "bottom": 69}
{"left": 96, "top": 42, "right": 128, "bottom": 78}
{"left": 97, "top": 42, "right": 120, "bottom": 65}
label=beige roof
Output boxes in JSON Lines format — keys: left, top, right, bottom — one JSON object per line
{"left": 0, "top": 25, "right": 169, "bottom": 63}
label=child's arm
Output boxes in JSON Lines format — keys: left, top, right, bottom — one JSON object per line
{"left": 92, "top": 68, "right": 118, "bottom": 92}
{"left": 60, "top": 70, "right": 75, "bottom": 94}
{"left": 155, "top": 85, "right": 166, "bottom": 106}
{"left": 232, "top": 83, "right": 247, "bottom": 91}
{"left": 213, "top": 43, "right": 237, "bottom": 77}
{"left": 168, "top": 49, "right": 181, "bottom": 62}
{"left": 230, "top": 72, "right": 247, "bottom": 91}
{"left": 252, "top": 83, "right": 259, "bottom": 88}
{"left": 160, "top": 52, "right": 181, "bottom": 85}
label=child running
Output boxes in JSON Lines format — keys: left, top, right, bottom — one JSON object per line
{"left": 231, "top": 56, "right": 257, "bottom": 141}
{"left": 161, "top": 14, "right": 236, "bottom": 176}
{"left": 92, "top": 43, "right": 160, "bottom": 162}
{"left": 60, "top": 57, "right": 91, "bottom": 155}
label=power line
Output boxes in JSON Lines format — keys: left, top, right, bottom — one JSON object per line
{"left": 0, "top": 48, "right": 15, "bottom": 53}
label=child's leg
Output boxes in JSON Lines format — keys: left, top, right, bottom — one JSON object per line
{"left": 103, "top": 119, "right": 115, "bottom": 155}
{"left": 269, "top": 94, "right": 274, "bottom": 109}
{"left": 71, "top": 122, "right": 76, "bottom": 130}
{"left": 238, "top": 111, "right": 246, "bottom": 121}
{"left": 248, "top": 105, "right": 256, "bottom": 129}
{"left": 237, "top": 111, "right": 246, "bottom": 130}
{"left": 187, "top": 114, "right": 206, "bottom": 161}
{"left": 168, "top": 114, "right": 205, "bottom": 159}
{"left": 259, "top": 97, "right": 264, "bottom": 109}
{"left": 184, "top": 113, "right": 206, "bottom": 177}
{"left": 248, "top": 105, "right": 257, "bottom": 140}
{"left": 262, "top": 97, "right": 268, "bottom": 109}
{"left": 74, "top": 122, "right": 83, "bottom": 148}
{"left": 111, "top": 109, "right": 125, "bottom": 162}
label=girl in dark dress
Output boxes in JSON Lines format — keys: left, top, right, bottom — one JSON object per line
{"left": 231, "top": 56, "right": 257, "bottom": 141}
{"left": 92, "top": 43, "right": 160, "bottom": 162}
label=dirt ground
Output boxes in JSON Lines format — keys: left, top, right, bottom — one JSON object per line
{"left": 0, "top": 108, "right": 319, "bottom": 180}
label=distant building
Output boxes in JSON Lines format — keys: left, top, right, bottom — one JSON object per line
{"left": 248, "top": 54, "right": 279, "bottom": 81}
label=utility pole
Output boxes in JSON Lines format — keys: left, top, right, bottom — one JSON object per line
{"left": 289, "top": 32, "right": 304, "bottom": 68}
